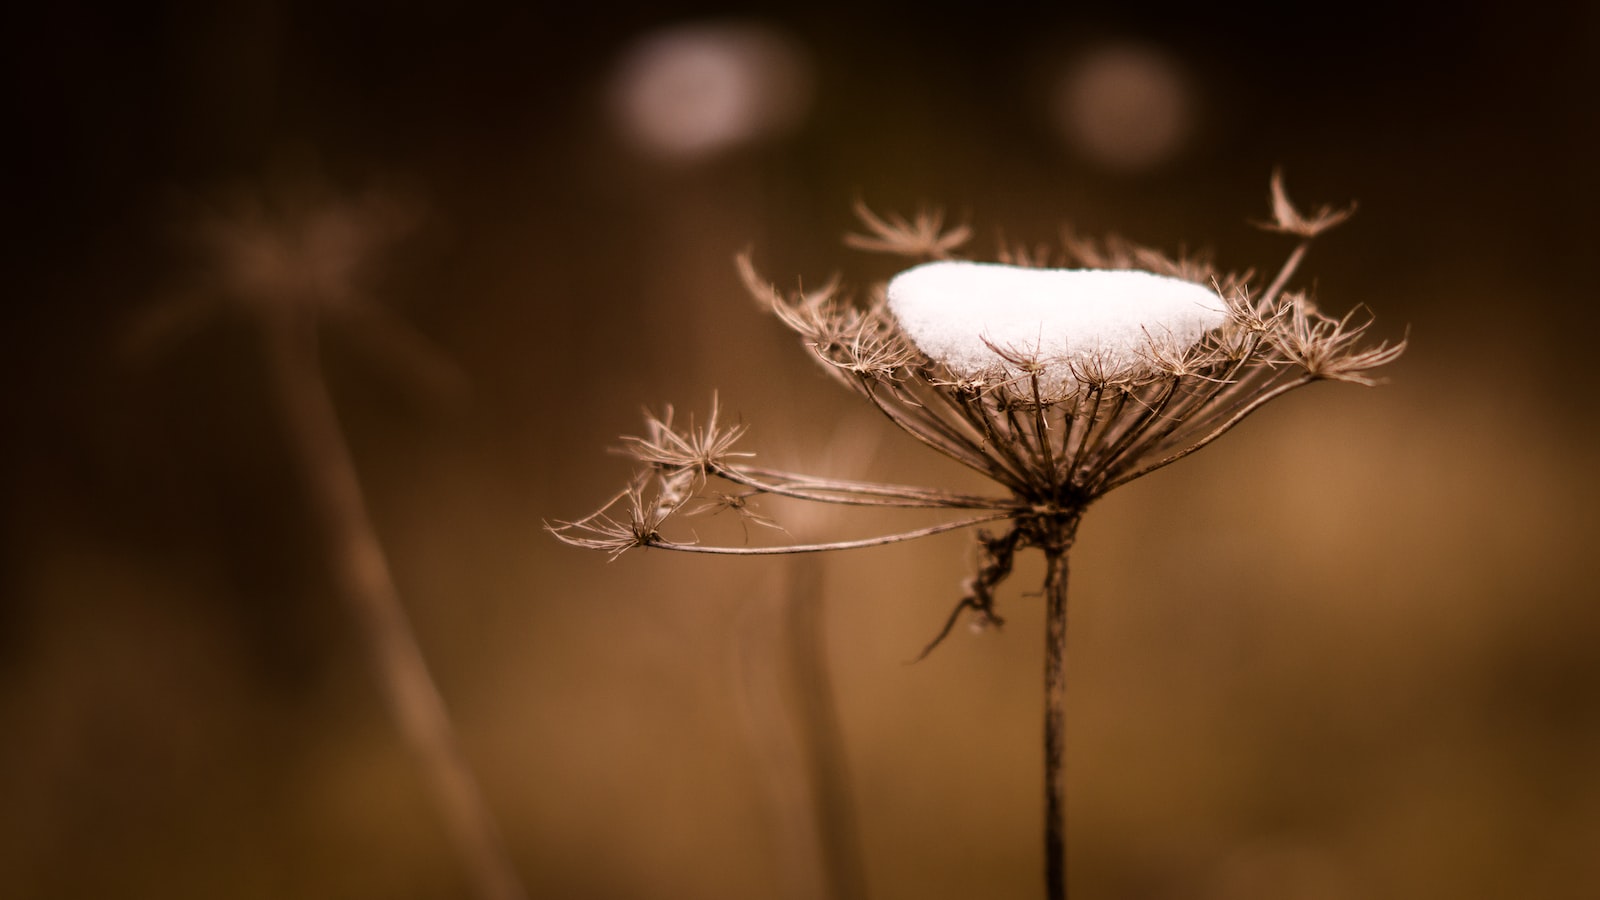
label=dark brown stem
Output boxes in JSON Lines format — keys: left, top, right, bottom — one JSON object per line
{"left": 262, "top": 307, "right": 525, "bottom": 900}
{"left": 1042, "top": 546, "right": 1071, "bottom": 900}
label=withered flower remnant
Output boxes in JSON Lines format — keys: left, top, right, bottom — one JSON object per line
{"left": 549, "top": 174, "right": 1404, "bottom": 900}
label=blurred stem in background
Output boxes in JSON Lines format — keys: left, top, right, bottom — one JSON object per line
{"left": 736, "top": 556, "right": 869, "bottom": 900}
{"left": 261, "top": 304, "right": 525, "bottom": 900}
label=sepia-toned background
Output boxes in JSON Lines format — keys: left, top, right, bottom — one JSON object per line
{"left": 5, "top": 3, "right": 1597, "bottom": 898}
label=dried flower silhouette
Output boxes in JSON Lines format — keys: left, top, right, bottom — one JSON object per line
{"left": 130, "top": 185, "right": 522, "bottom": 900}
{"left": 550, "top": 172, "right": 1404, "bottom": 900}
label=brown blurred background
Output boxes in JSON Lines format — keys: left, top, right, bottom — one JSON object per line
{"left": 4, "top": 2, "right": 1598, "bottom": 898}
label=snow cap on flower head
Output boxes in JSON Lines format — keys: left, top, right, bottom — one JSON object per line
{"left": 886, "top": 261, "right": 1228, "bottom": 395}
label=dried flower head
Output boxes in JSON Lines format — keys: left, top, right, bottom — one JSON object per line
{"left": 553, "top": 174, "right": 1404, "bottom": 619}
{"left": 549, "top": 174, "right": 1405, "bottom": 900}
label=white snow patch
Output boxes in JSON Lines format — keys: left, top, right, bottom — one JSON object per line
{"left": 886, "top": 261, "right": 1227, "bottom": 394}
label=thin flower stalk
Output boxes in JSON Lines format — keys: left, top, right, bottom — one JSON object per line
{"left": 133, "top": 189, "right": 523, "bottom": 900}
{"left": 551, "top": 175, "right": 1404, "bottom": 900}
{"left": 265, "top": 309, "right": 526, "bottom": 900}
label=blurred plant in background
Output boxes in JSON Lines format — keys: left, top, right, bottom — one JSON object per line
{"left": 130, "top": 180, "right": 524, "bottom": 900}
{"left": 552, "top": 174, "right": 1403, "bottom": 898}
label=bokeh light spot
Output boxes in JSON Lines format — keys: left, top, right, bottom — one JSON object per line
{"left": 1053, "top": 42, "right": 1193, "bottom": 172}
{"left": 608, "top": 21, "right": 813, "bottom": 163}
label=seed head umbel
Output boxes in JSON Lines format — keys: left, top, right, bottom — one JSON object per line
{"left": 553, "top": 172, "right": 1404, "bottom": 619}
{"left": 548, "top": 173, "right": 1406, "bottom": 900}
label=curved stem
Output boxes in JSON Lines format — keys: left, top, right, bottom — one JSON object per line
{"left": 653, "top": 510, "right": 1015, "bottom": 555}
{"left": 263, "top": 308, "right": 525, "bottom": 900}
{"left": 859, "top": 380, "right": 1028, "bottom": 491}
{"left": 720, "top": 464, "right": 1015, "bottom": 510}
{"left": 1042, "top": 547, "right": 1071, "bottom": 900}
{"left": 1101, "top": 374, "right": 1315, "bottom": 492}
